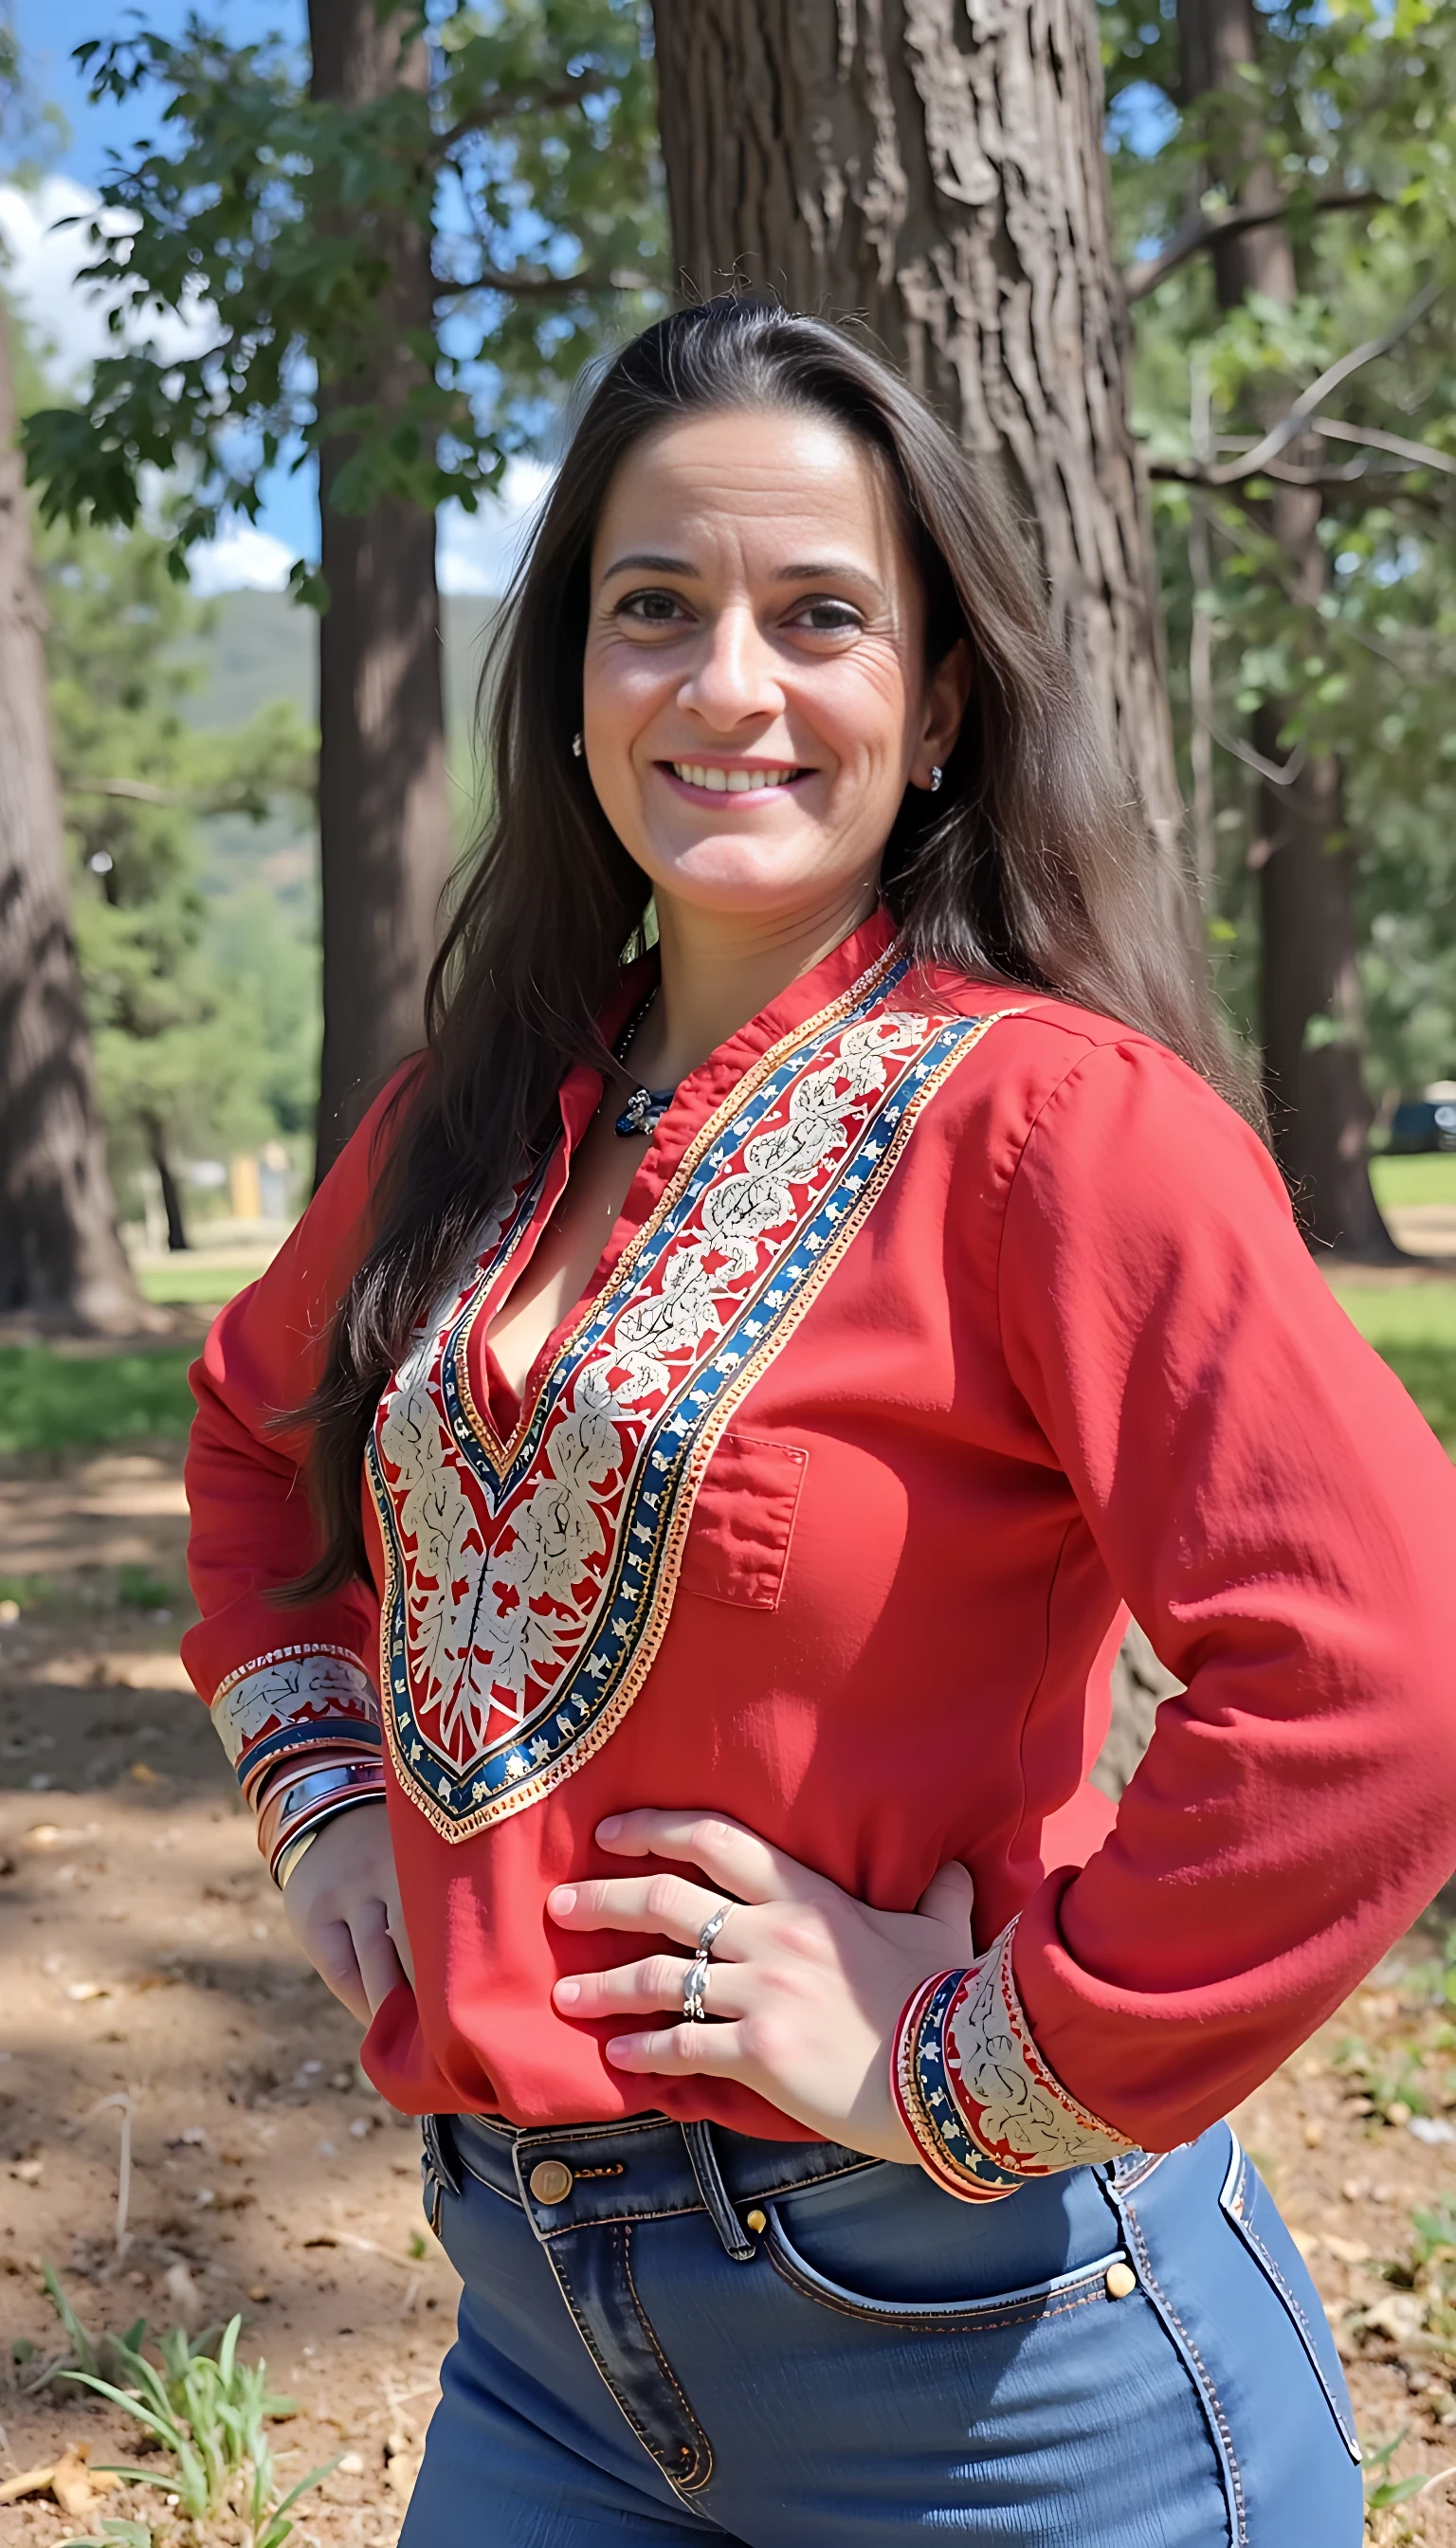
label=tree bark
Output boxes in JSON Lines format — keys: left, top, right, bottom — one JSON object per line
{"left": 650, "top": 0, "right": 1184, "bottom": 859}
{"left": 308, "top": 0, "right": 450, "bottom": 1182}
{"left": 0, "top": 299, "right": 150, "bottom": 1333}
{"left": 1179, "top": 0, "right": 1396, "bottom": 1257}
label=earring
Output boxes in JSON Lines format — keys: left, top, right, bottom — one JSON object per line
{"left": 572, "top": 731, "right": 583, "bottom": 758}
{"left": 929, "top": 765, "right": 943, "bottom": 792}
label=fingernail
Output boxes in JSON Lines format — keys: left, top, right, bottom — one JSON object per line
{"left": 548, "top": 1885, "right": 576, "bottom": 1915}
{"left": 597, "top": 1815, "right": 623, "bottom": 1841}
{"left": 606, "top": 2037, "right": 633, "bottom": 2060}
{"left": 554, "top": 1979, "right": 581, "bottom": 2007}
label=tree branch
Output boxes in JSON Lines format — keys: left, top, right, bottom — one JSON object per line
{"left": 1314, "top": 418, "right": 1456, "bottom": 479}
{"left": 439, "top": 72, "right": 610, "bottom": 150}
{"left": 1124, "top": 191, "right": 1381, "bottom": 302}
{"left": 1202, "top": 282, "right": 1443, "bottom": 482}
{"left": 435, "top": 263, "right": 651, "bottom": 302}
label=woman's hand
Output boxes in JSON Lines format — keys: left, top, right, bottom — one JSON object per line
{"left": 548, "top": 1810, "right": 976, "bottom": 2162}
{"left": 282, "top": 1801, "right": 415, "bottom": 2027}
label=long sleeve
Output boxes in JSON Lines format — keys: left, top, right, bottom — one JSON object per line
{"left": 181, "top": 1070, "right": 416, "bottom": 1798}
{"left": 990, "top": 1036, "right": 1456, "bottom": 2154}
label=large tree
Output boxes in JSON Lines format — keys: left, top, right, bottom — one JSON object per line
{"left": 27, "top": 0, "right": 664, "bottom": 1175}
{"left": 650, "top": 0, "right": 1185, "bottom": 879}
{"left": 0, "top": 291, "right": 149, "bottom": 1330}
{"left": 1106, "top": 0, "right": 1456, "bottom": 1254}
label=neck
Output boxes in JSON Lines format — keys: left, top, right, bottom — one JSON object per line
{"left": 633, "top": 881, "right": 881, "bottom": 1090}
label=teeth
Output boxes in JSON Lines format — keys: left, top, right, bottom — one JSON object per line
{"left": 672, "top": 764, "right": 797, "bottom": 792}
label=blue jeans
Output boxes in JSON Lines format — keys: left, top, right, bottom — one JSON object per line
{"left": 401, "top": 2109, "right": 1362, "bottom": 2545}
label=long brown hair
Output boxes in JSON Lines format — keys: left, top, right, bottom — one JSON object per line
{"left": 294, "top": 294, "right": 1240, "bottom": 1595}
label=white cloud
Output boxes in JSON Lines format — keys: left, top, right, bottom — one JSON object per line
{"left": 437, "top": 459, "right": 555, "bottom": 595}
{"left": 189, "top": 522, "right": 297, "bottom": 595}
{"left": 0, "top": 173, "right": 216, "bottom": 389}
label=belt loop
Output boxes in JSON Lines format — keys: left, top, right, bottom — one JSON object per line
{"left": 682, "top": 2120, "right": 755, "bottom": 2262}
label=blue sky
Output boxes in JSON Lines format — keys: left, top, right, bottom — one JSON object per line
{"left": 2, "top": 0, "right": 543, "bottom": 589}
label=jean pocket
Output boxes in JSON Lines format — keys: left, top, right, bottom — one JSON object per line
{"left": 678, "top": 1433, "right": 808, "bottom": 1611}
{"left": 1218, "top": 2134, "right": 1360, "bottom": 2462}
{"left": 764, "top": 2169, "right": 1128, "bottom": 2332}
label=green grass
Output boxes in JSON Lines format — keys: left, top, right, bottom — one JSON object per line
{"left": 0, "top": 1346, "right": 195, "bottom": 1455}
{"left": 136, "top": 1261, "right": 263, "bottom": 1305}
{"left": 1329, "top": 1280, "right": 1456, "bottom": 1452}
{"left": 1370, "top": 1152, "right": 1456, "bottom": 1210}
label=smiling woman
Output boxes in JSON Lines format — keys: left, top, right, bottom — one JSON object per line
{"left": 175, "top": 299, "right": 1456, "bottom": 2544}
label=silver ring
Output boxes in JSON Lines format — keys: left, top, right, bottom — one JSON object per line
{"left": 682, "top": 1956, "right": 710, "bottom": 2022}
{"left": 697, "top": 1902, "right": 732, "bottom": 1956}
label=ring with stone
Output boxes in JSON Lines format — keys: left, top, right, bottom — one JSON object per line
{"left": 682, "top": 1955, "right": 711, "bottom": 2022}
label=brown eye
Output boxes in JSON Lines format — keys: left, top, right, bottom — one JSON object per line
{"left": 620, "top": 590, "right": 688, "bottom": 624}
{"left": 791, "top": 598, "right": 862, "bottom": 634}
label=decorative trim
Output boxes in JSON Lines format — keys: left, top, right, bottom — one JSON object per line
{"left": 368, "top": 946, "right": 1021, "bottom": 1839}
{"left": 209, "top": 1646, "right": 381, "bottom": 1798}
{"left": 893, "top": 1922, "right": 1136, "bottom": 2205}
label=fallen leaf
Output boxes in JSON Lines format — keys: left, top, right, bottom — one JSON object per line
{"left": 129, "top": 1760, "right": 162, "bottom": 1784}
{"left": 0, "top": 2466, "right": 57, "bottom": 2505}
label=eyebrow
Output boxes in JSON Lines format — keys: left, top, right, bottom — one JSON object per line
{"left": 598, "top": 552, "right": 883, "bottom": 591}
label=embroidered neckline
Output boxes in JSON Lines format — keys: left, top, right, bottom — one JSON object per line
{"left": 367, "top": 953, "right": 1021, "bottom": 1839}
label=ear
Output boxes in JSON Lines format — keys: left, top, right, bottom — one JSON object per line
{"left": 911, "top": 639, "right": 974, "bottom": 791}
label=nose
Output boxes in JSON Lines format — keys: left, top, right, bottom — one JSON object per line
{"left": 677, "top": 603, "right": 784, "bottom": 731}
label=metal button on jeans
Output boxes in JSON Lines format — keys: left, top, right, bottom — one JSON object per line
{"left": 529, "top": 2158, "right": 573, "bottom": 2206}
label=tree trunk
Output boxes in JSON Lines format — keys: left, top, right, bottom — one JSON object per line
{"left": 143, "top": 1119, "right": 190, "bottom": 1254}
{"left": 0, "top": 299, "right": 150, "bottom": 1333}
{"left": 308, "top": 0, "right": 450, "bottom": 1182}
{"left": 650, "top": 0, "right": 1184, "bottom": 861}
{"left": 1179, "top": 0, "right": 1396, "bottom": 1257}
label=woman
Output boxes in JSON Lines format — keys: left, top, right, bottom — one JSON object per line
{"left": 184, "top": 299, "right": 1456, "bottom": 2544}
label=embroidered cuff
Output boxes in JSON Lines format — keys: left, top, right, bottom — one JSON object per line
{"left": 209, "top": 1646, "right": 382, "bottom": 1804}
{"left": 892, "top": 1920, "right": 1136, "bottom": 2204}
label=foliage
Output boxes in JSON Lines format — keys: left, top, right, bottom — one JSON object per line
{"left": 22, "top": 1, "right": 665, "bottom": 583}
{"left": 60, "top": 2308, "right": 335, "bottom": 2548}
{"left": 39, "top": 502, "right": 317, "bottom": 1192}
{"left": 1100, "top": 0, "right": 1456, "bottom": 1099}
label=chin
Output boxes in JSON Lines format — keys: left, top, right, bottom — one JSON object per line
{"left": 639, "top": 834, "right": 846, "bottom": 914}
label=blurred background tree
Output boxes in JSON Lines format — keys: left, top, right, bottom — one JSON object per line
{"left": 24, "top": 0, "right": 665, "bottom": 1174}
{"left": 44, "top": 508, "right": 315, "bottom": 1248}
{"left": 0, "top": 18, "right": 147, "bottom": 1330}
{"left": 1103, "top": 0, "right": 1456, "bottom": 1249}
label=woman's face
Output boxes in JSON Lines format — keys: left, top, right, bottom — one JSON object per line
{"left": 582, "top": 407, "right": 969, "bottom": 929}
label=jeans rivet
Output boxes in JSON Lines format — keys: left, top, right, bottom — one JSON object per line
{"left": 529, "top": 2159, "right": 574, "bottom": 2205}
{"left": 1105, "top": 2261, "right": 1138, "bottom": 2301}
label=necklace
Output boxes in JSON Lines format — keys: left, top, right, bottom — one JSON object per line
{"left": 612, "top": 988, "right": 676, "bottom": 1139}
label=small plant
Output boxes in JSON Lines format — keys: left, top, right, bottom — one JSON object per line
{"left": 1333, "top": 2033, "right": 1434, "bottom": 2125}
{"left": 60, "top": 2313, "right": 336, "bottom": 2548}
{"left": 22, "top": 2261, "right": 151, "bottom": 2393}
{"left": 117, "top": 1564, "right": 175, "bottom": 1611}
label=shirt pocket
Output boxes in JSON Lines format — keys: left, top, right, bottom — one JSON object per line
{"left": 678, "top": 1432, "right": 808, "bottom": 1612}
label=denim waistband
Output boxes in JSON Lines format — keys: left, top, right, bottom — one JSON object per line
{"left": 425, "top": 2107, "right": 1157, "bottom": 2270}
{"left": 428, "top": 2109, "right": 882, "bottom": 2262}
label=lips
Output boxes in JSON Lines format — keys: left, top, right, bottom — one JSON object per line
{"left": 667, "top": 762, "right": 803, "bottom": 792}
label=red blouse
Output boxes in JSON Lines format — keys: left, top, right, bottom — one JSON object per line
{"left": 182, "top": 909, "right": 1456, "bottom": 2157}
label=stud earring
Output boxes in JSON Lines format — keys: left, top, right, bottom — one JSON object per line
{"left": 929, "top": 765, "right": 944, "bottom": 792}
{"left": 572, "top": 731, "right": 583, "bottom": 758}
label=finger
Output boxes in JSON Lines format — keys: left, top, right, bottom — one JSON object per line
{"left": 595, "top": 1809, "right": 826, "bottom": 1909}
{"left": 604, "top": 2018, "right": 750, "bottom": 2077}
{"left": 548, "top": 1872, "right": 735, "bottom": 1951}
{"left": 349, "top": 1898, "right": 409, "bottom": 2017}
{"left": 915, "top": 1859, "right": 976, "bottom": 1935}
{"left": 308, "top": 1915, "right": 373, "bottom": 2026}
{"left": 381, "top": 1861, "right": 417, "bottom": 1988}
{"left": 553, "top": 1956, "right": 751, "bottom": 2021}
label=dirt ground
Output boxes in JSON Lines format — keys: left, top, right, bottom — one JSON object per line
{"left": 4, "top": 1445, "right": 1456, "bottom": 2544}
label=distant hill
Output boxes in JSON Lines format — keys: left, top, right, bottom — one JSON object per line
{"left": 186, "top": 589, "right": 504, "bottom": 933}
{"left": 184, "top": 588, "right": 502, "bottom": 752}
